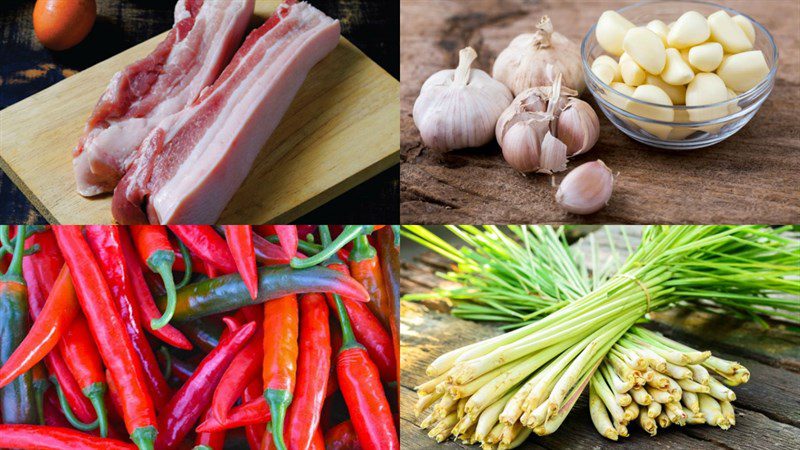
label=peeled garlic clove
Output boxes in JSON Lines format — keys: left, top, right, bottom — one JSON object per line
{"left": 623, "top": 27, "right": 666, "bottom": 75}
{"left": 556, "top": 160, "right": 614, "bottom": 215}
{"left": 596, "top": 10, "right": 635, "bottom": 56}
{"left": 661, "top": 48, "right": 695, "bottom": 86}
{"left": 413, "top": 47, "right": 513, "bottom": 151}
{"left": 556, "top": 98, "right": 600, "bottom": 156}
{"left": 732, "top": 15, "right": 756, "bottom": 45}
{"left": 708, "top": 10, "right": 752, "bottom": 53}
{"left": 537, "top": 131, "right": 568, "bottom": 174}
{"left": 646, "top": 20, "right": 670, "bottom": 46}
{"left": 667, "top": 11, "right": 710, "bottom": 49}
{"left": 619, "top": 53, "right": 647, "bottom": 86}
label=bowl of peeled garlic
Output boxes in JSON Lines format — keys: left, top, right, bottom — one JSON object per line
{"left": 581, "top": 1, "right": 778, "bottom": 150}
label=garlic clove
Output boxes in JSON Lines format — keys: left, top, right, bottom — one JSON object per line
{"left": 556, "top": 98, "right": 600, "bottom": 156}
{"left": 499, "top": 118, "right": 548, "bottom": 173}
{"left": 537, "top": 131, "right": 568, "bottom": 174}
{"left": 555, "top": 160, "right": 614, "bottom": 215}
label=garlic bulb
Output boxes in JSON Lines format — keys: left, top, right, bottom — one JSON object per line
{"left": 556, "top": 160, "right": 614, "bottom": 215}
{"left": 496, "top": 74, "right": 600, "bottom": 173}
{"left": 413, "top": 47, "right": 513, "bottom": 151}
{"left": 492, "top": 16, "right": 585, "bottom": 95}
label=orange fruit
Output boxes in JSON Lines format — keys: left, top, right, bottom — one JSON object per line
{"left": 33, "top": 0, "right": 97, "bottom": 51}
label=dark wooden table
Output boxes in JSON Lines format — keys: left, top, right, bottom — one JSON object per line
{"left": 0, "top": 0, "right": 398, "bottom": 224}
{"left": 400, "top": 231, "right": 800, "bottom": 449}
{"left": 400, "top": 0, "right": 800, "bottom": 224}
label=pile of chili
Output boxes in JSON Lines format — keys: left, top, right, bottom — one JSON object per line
{"left": 129, "top": 226, "right": 179, "bottom": 330}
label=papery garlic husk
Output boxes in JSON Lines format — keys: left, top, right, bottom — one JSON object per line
{"left": 495, "top": 80, "right": 578, "bottom": 138}
{"left": 556, "top": 160, "right": 614, "bottom": 215}
{"left": 492, "top": 16, "right": 585, "bottom": 95}
{"left": 557, "top": 98, "right": 601, "bottom": 156}
{"left": 413, "top": 47, "right": 513, "bottom": 151}
{"left": 538, "top": 131, "right": 568, "bottom": 174}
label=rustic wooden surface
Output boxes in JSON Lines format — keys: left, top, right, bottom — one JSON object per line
{"left": 0, "top": 0, "right": 399, "bottom": 224}
{"left": 400, "top": 0, "right": 800, "bottom": 224}
{"left": 400, "top": 230, "right": 800, "bottom": 449}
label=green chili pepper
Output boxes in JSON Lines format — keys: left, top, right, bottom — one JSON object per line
{"left": 156, "top": 265, "right": 369, "bottom": 321}
{"left": 0, "top": 226, "right": 37, "bottom": 425}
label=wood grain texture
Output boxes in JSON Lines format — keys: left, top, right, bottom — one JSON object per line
{"left": 400, "top": 0, "right": 800, "bottom": 224}
{"left": 400, "top": 230, "right": 800, "bottom": 448}
{"left": 0, "top": 0, "right": 399, "bottom": 224}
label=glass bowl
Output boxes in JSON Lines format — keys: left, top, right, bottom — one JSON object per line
{"left": 581, "top": 0, "right": 778, "bottom": 150}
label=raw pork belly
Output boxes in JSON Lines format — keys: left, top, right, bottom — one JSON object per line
{"left": 112, "top": 0, "right": 340, "bottom": 224}
{"left": 73, "top": 0, "right": 254, "bottom": 196}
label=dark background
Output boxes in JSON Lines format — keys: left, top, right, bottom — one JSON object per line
{"left": 0, "top": 0, "right": 399, "bottom": 224}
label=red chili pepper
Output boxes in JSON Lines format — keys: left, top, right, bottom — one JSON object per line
{"left": 171, "top": 249, "right": 211, "bottom": 276}
{"left": 348, "top": 235, "right": 392, "bottom": 333}
{"left": 284, "top": 293, "right": 330, "bottom": 450}
{"left": 325, "top": 261, "right": 396, "bottom": 383}
{"left": 105, "top": 369, "right": 124, "bottom": 423}
{"left": 308, "top": 427, "right": 325, "bottom": 450}
{"left": 129, "top": 226, "right": 178, "bottom": 329}
{"left": 57, "top": 313, "right": 109, "bottom": 437}
{"left": 273, "top": 226, "right": 298, "bottom": 259}
{"left": 242, "top": 378, "right": 265, "bottom": 450}
{"left": 119, "top": 229, "right": 192, "bottom": 350}
{"left": 252, "top": 234, "right": 292, "bottom": 265}
{"left": 53, "top": 226, "right": 157, "bottom": 450}
{"left": 321, "top": 227, "right": 398, "bottom": 450}
{"left": 85, "top": 226, "right": 172, "bottom": 409}
{"left": 0, "top": 425, "right": 136, "bottom": 450}
{"left": 195, "top": 397, "right": 270, "bottom": 432}
{"left": 41, "top": 326, "right": 97, "bottom": 425}
{"left": 0, "top": 265, "right": 79, "bottom": 388}
{"left": 210, "top": 323, "right": 262, "bottom": 422}
{"left": 22, "top": 230, "right": 63, "bottom": 309}
{"left": 155, "top": 319, "right": 255, "bottom": 450}
{"left": 376, "top": 225, "right": 401, "bottom": 387}
{"left": 262, "top": 294, "right": 299, "bottom": 450}
{"left": 324, "top": 420, "right": 362, "bottom": 450}
{"left": 194, "top": 407, "right": 226, "bottom": 450}
{"left": 168, "top": 226, "right": 236, "bottom": 274}
{"left": 224, "top": 226, "right": 258, "bottom": 299}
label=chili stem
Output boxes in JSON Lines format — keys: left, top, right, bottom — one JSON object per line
{"left": 51, "top": 376, "right": 99, "bottom": 432}
{"left": 175, "top": 239, "right": 193, "bottom": 289}
{"left": 290, "top": 225, "right": 368, "bottom": 269}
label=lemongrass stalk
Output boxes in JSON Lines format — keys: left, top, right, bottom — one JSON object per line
{"left": 677, "top": 378, "right": 710, "bottom": 393}
{"left": 664, "top": 362, "right": 692, "bottom": 380}
{"left": 500, "top": 421, "right": 523, "bottom": 446}
{"left": 720, "top": 400, "right": 736, "bottom": 426}
{"left": 685, "top": 408, "right": 706, "bottom": 425}
{"left": 452, "top": 413, "right": 474, "bottom": 438}
{"left": 589, "top": 383, "right": 619, "bottom": 440}
{"left": 635, "top": 328, "right": 711, "bottom": 363}
{"left": 607, "top": 353, "right": 637, "bottom": 385}
{"left": 420, "top": 412, "right": 436, "bottom": 429}
{"left": 646, "top": 372, "right": 671, "bottom": 390}
{"left": 499, "top": 375, "right": 537, "bottom": 425}
{"left": 682, "top": 391, "right": 700, "bottom": 413}
{"left": 616, "top": 392, "right": 632, "bottom": 407}
{"left": 534, "top": 363, "right": 597, "bottom": 436}
{"left": 702, "top": 355, "right": 747, "bottom": 377}
{"left": 688, "top": 364, "right": 711, "bottom": 385}
{"left": 647, "top": 401, "right": 662, "bottom": 418}
{"left": 416, "top": 372, "right": 449, "bottom": 395}
{"left": 428, "top": 412, "right": 458, "bottom": 442}
{"left": 415, "top": 390, "right": 443, "bottom": 416}
{"left": 623, "top": 402, "right": 639, "bottom": 423}
{"left": 485, "top": 422, "right": 504, "bottom": 445}
{"left": 474, "top": 390, "right": 516, "bottom": 442}
{"left": 601, "top": 362, "right": 633, "bottom": 393}
{"left": 639, "top": 409, "right": 658, "bottom": 436}
{"left": 464, "top": 337, "right": 577, "bottom": 420}
{"left": 433, "top": 394, "right": 458, "bottom": 420}
{"left": 457, "top": 398, "right": 467, "bottom": 419}
{"left": 630, "top": 386, "right": 653, "bottom": 406}
{"left": 699, "top": 394, "right": 728, "bottom": 429}
{"left": 665, "top": 401, "right": 687, "bottom": 426}
{"left": 521, "top": 341, "right": 588, "bottom": 414}
{"left": 427, "top": 338, "right": 491, "bottom": 376}
{"left": 657, "top": 411, "right": 671, "bottom": 428}
{"left": 708, "top": 376, "right": 737, "bottom": 401}
{"left": 611, "top": 347, "right": 647, "bottom": 371}
{"left": 499, "top": 428, "right": 532, "bottom": 450}
{"left": 646, "top": 386, "right": 674, "bottom": 404}
{"left": 591, "top": 371, "right": 626, "bottom": 426}
{"left": 451, "top": 359, "right": 522, "bottom": 399}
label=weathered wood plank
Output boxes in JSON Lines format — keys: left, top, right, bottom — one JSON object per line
{"left": 400, "top": 0, "right": 800, "bottom": 224}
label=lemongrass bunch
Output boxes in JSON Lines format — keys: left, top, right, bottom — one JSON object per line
{"left": 590, "top": 327, "right": 746, "bottom": 440}
{"left": 409, "top": 226, "right": 798, "bottom": 447}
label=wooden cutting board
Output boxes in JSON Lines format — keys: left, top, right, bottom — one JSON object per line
{"left": 0, "top": 0, "right": 398, "bottom": 224}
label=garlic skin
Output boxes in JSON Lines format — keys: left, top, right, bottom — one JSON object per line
{"left": 557, "top": 99, "right": 600, "bottom": 156}
{"left": 496, "top": 74, "right": 600, "bottom": 174}
{"left": 556, "top": 160, "right": 614, "bottom": 215}
{"left": 413, "top": 47, "right": 512, "bottom": 151}
{"left": 492, "top": 16, "right": 585, "bottom": 95}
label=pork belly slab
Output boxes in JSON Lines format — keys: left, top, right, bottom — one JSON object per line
{"left": 112, "top": 0, "right": 341, "bottom": 224}
{"left": 73, "top": 0, "right": 254, "bottom": 197}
